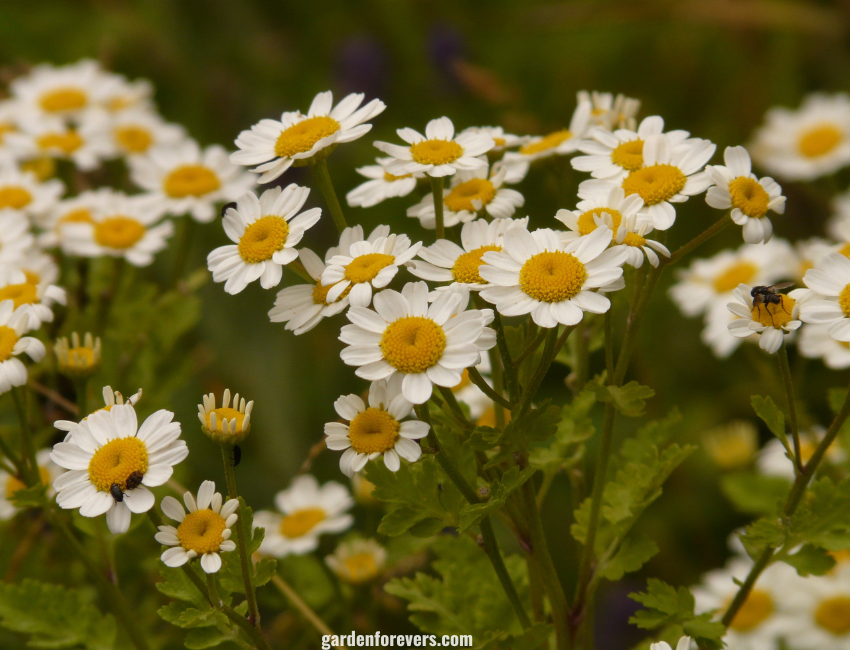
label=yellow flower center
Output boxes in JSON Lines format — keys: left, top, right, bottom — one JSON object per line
{"left": 0, "top": 186, "right": 32, "bottom": 210}
{"left": 20, "top": 157, "right": 55, "bottom": 181}
{"left": 728, "top": 589, "right": 774, "bottom": 632}
{"left": 444, "top": 178, "right": 496, "bottom": 213}
{"left": 519, "top": 130, "right": 572, "bottom": 155}
{"left": 344, "top": 253, "right": 395, "bottom": 284}
{"left": 410, "top": 139, "right": 464, "bottom": 166}
{"left": 798, "top": 124, "right": 843, "bottom": 158}
{"left": 383, "top": 171, "right": 412, "bottom": 182}
{"left": 176, "top": 509, "right": 227, "bottom": 555}
{"left": 114, "top": 125, "right": 153, "bottom": 154}
{"left": 341, "top": 552, "right": 379, "bottom": 583}
{"left": 815, "top": 596, "right": 850, "bottom": 635}
{"left": 205, "top": 407, "right": 245, "bottom": 434}
{"left": 163, "top": 165, "right": 220, "bottom": 198}
{"left": 577, "top": 207, "right": 623, "bottom": 235}
{"left": 840, "top": 284, "right": 850, "bottom": 318}
{"left": 750, "top": 294, "right": 796, "bottom": 328}
{"left": 729, "top": 177, "right": 770, "bottom": 218}
{"left": 87, "top": 437, "right": 148, "bottom": 493}
{"left": 712, "top": 261, "right": 758, "bottom": 293}
{"left": 39, "top": 88, "right": 88, "bottom": 113}
{"left": 0, "top": 326, "right": 19, "bottom": 363}
{"left": 61, "top": 346, "right": 97, "bottom": 370}
{"left": 519, "top": 251, "right": 588, "bottom": 303}
{"left": 312, "top": 282, "right": 350, "bottom": 306}
{"left": 37, "top": 131, "right": 84, "bottom": 154}
{"left": 622, "top": 232, "right": 647, "bottom": 248}
{"left": 611, "top": 139, "right": 644, "bottom": 171}
{"left": 451, "top": 245, "right": 500, "bottom": 284}
{"left": 0, "top": 283, "right": 37, "bottom": 308}
{"left": 279, "top": 507, "right": 327, "bottom": 538}
{"left": 5, "top": 467, "right": 51, "bottom": 499}
{"left": 622, "top": 164, "right": 687, "bottom": 206}
{"left": 60, "top": 208, "right": 95, "bottom": 226}
{"left": 23, "top": 271, "right": 40, "bottom": 285}
{"left": 493, "top": 137, "right": 506, "bottom": 147}
{"left": 274, "top": 116, "right": 340, "bottom": 158}
{"left": 94, "top": 217, "right": 146, "bottom": 250}
{"left": 237, "top": 216, "right": 289, "bottom": 264}
{"left": 348, "top": 408, "right": 401, "bottom": 454}
{"left": 380, "top": 317, "right": 447, "bottom": 374}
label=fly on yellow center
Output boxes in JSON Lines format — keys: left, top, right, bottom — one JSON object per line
{"left": 729, "top": 177, "right": 770, "bottom": 218}
{"left": 5, "top": 467, "right": 51, "bottom": 499}
{"left": 60, "top": 208, "right": 95, "bottom": 226}
{"left": 711, "top": 261, "right": 758, "bottom": 293}
{"left": 0, "top": 326, "right": 18, "bottom": 362}
{"left": 410, "top": 139, "right": 464, "bottom": 166}
{"left": 274, "top": 116, "right": 340, "bottom": 159}
{"left": 727, "top": 589, "right": 774, "bottom": 632}
{"left": 0, "top": 186, "right": 32, "bottom": 210}
{"left": 444, "top": 178, "right": 496, "bottom": 213}
{"left": 279, "top": 508, "right": 326, "bottom": 538}
{"left": 451, "top": 245, "right": 500, "bottom": 284}
{"left": 37, "top": 131, "right": 83, "bottom": 154}
{"left": 380, "top": 317, "right": 447, "bottom": 374}
{"left": 798, "top": 124, "right": 843, "bottom": 159}
{"left": 341, "top": 553, "right": 379, "bottom": 583}
{"left": 519, "top": 130, "right": 571, "bottom": 156}
{"left": 348, "top": 408, "right": 401, "bottom": 454}
{"left": 114, "top": 125, "right": 153, "bottom": 154}
{"left": 519, "top": 251, "right": 588, "bottom": 303}
{"left": 94, "top": 217, "right": 146, "bottom": 250}
{"left": 312, "top": 281, "right": 350, "bottom": 306}
{"left": 622, "top": 164, "right": 686, "bottom": 205}
{"left": 610, "top": 139, "right": 644, "bottom": 171}
{"left": 0, "top": 283, "right": 38, "bottom": 308}
{"left": 750, "top": 294, "right": 795, "bottom": 329}
{"left": 176, "top": 509, "right": 227, "bottom": 555}
{"left": 237, "top": 216, "right": 289, "bottom": 264}
{"left": 205, "top": 407, "right": 245, "bottom": 434}
{"left": 815, "top": 596, "right": 850, "bottom": 635}
{"left": 87, "top": 437, "right": 148, "bottom": 493}
{"left": 39, "top": 88, "right": 88, "bottom": 113}
{"left": 163, "top": 165, "right": 220, "bottom": 198}
{"left": 577, "top": 207, "right": 623, "bottom": 235}
{"left": 344, "top": 253, "right": 395, "bottom": 284}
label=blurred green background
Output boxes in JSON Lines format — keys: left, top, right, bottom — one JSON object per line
{"left": 5, "top": 0, "right": 850, "bottom": 645}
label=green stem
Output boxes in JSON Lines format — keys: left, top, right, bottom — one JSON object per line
{"left": 492, "top": 312, "right": 520, "bottom": 403}
{"left": 270, "top": 574, "right": 346, "bottom": 648}
{"left": 515, "top": 325, "right": 576, "bottom": 419}
{"left": 287, "top": 259, "right": 315, "bottom": 283}
{"left": 437, "top": 386, "right": 473, "bottom": 429}
{"left": 467, "top": 367, "right": 513, "bottom": 410}
{"left": 311, "top": 158, "right": 347, "bottom": 233}
{"left": 429, "top": 176, "right": 446, "bottom": 240}
{"left": 573, "top": 319, "right": 589, "bottom": 393}
{"left": 777, "top": 342, "right": 803, "bottom": 474}
{"left": 220, "top": 444, "right": 261, "bottom": 628}
{"left": 514, "top": 329, "right": 547, "bottom": 366}
{"left": 603, "top": 309, "right": 614, "bottom": 380}
{"left": 11, "top": 387, "right": 37, "bottom": 484}
{"left": 169, "top": 217, "right": 196, "bottom": 289}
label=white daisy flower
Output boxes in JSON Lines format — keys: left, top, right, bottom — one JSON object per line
{"left": 579, "top": 133, "right": 716, "bottom": 230}
{"left": 705, "top": 146, "right": 786, "bottom": 245}
{"left": 207, "top": 185, "right": 322, "bottom": 294}
{"left": 702, "top": 420, "right": 759, "bottom": 470}
{"left": 99, "top": 73, "right": 154, "bottom": 114}
{"left": 130, "top": 140, "right": 255, "bottom": 222}
{"left": 751, "top": 93, "right": 850, "bottom": 181}
{"left": 268, "top": 248, "right": 350, "bottom": 335}
{"left": 346, "top": 156, "right": 421, "bottom": 208}
{"left": 325, "top": 538, "right": 386, "bottom": 585}
{"left": 458, "top": 125, "right": 527, "bottom": 152}
{"left": 799, "top": 252, "right": 850, "bottom": 342}
{"left": 54, "top": 332, "right": 102, "bottom": 379}
{"left": 37, "top": 189, "right": 114, "bottom": 251}
{"left": 107, "top": 109, "right": 186, "bottom": 159}
{"left": 406, "top": 164, "right": 524, "bottom": 230}
{"left": 50, "top": 403, "right": 187, "bottom": 534}
{"left": 799, "top": 322, "right": 850, "bottom": 369}
{"left": 156, "top": 481, "right": 238, "bottom": 574}
{"left": 321, "top": 226, "right": 422, "bottom": 308}
{"left": 374, "top": 116, "right": 494, "bottom": 178}
{"left": 0, "top": 211, "right": 35, "bottom": 266}
{"left": 478, "top": 226, "right": 627, "bottom": 329}
{"left": 757, "top": 426, "right": 843, "bottom": 480}
{"left": 7, "top": 115, "right": 112, "bottom": 171}
{"left": 501, "top": 100, "right": 592, "bottom": 166}
{"left": 9, "top": 60, "right": 110, "bottom": 121}
{"left": 197, "top": 388, "right": 253, "bottom": 445}
{"left": 339, "top": 281, "right": 496, "bottom": 404}
{"left": 0, "top": 301, "right": 45, "bottom": 394}
{"left": 61, "top": 192, "right": 172, "bottom": 266}
{"left": 14, "top": 250, "right": 61, "bottom": 288}
{"left": 253, "top": 475, "right": 353, "bottom": 557}
{"left": 55, "top": 386, "right": 143, "bottom": 441}
{"left": 0, "top": 449, "right": 60, "bottom": 520}
{"left": 232, "top": 90, "right": 386, "bottom": 183}
{"left": 726, "top": 283, "right": 802, "bottom": 354}
{"left": 325, "top": 376, "right": 429, "bottom": 476}
{"left": 780, "top": 567, "right": 850, "bottom": 649}
{"left": 577, "top": 90, "right": 641, "bottom": 132}
{"left": 0, "top": 165, "right": 63, "bottom": 218}
{"left": 408, "top": 217, "right": 528, "bottom": 290}
{"left": 0, "top": 264, "right": 66, "bottom": 332}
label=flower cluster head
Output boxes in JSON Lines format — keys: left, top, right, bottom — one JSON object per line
{"left": 198, "top": 388, "right": 253, "bottom": 444}
{"left": 325, "top": 537, "right": 387, "bottom": 585}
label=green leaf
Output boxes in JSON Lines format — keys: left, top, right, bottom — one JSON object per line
{"left": 457, "top": 466, "right": 537, "bottom": 532}
{"left": 477, "top": 623, "right": 554, "bottom": 650}
{"left": 530, "top": 390, "right": 596, "bottom": 473}
{"left": 184, "top": 626, "right": 240, "bottom": 649}
{"left": 751, "top": 395, "right": 789, "bottom": 450}
{"left": 9, "top": 483, "right": 47, "bottom": 509}
{"left": 782, "top": 544, "right": 837, "bottom": 576}
{"left": 0, "top": 579, "right": 116, "bottom": 650}
{"left": 720, "top": 472, "right": 789, "bottom": 515}
{"left": 606, "top": 382, "right": 655, "bottom": 417}
{"left": 739, "top": 518, "right": 785, "bottom": 559}
{"left": 788, "top": 477, "right": 850, "bottom": 550}
{"left": 598, "top": 535, "right": 659, "bottom": 581}
{"left": 253, "top": 558, "right": 277, "bottom": 587}
{"left": 157, "top": 566, "right": 208, "bottom": 607}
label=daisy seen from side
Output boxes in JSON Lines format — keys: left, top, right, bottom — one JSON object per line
{"left": 346, "top": 157, "right": 421, "bottom": 208}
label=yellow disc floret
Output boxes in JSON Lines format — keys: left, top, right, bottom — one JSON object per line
{"left": 840, "top": 284, "right": 850, "bottom": 318}
{"left": 728, "top": 589, "right": 774, "bottom": 632}
{"left": 729, "top": 177, "right": 770, "bottom": 218}
{"left": 0, "top": 186, "right": 32, "bottom": 210}
{"left": 163, "top": 165, "right": 220, "bottom": 198}
{"left": 87, "top": 437, "right": 148, "bottom": 493}
{"left": 444, "top": 178, "right": 496, "bottom": 213}
{"left": 410, "top": 139, "right": 463, "bottom": 166}
{"left": 94, "top": 217, "right": 146, "bottom": 250}
{"left": 798, "top": 124, "right": 843, "bottom": 159}
{"left": 341, "top": 552, "right": 380, "bottom": 583}
{"left": 712, "top": 262, "right": 758, "bottom": 293}
{"left": 59, "top": 208, "right": 94, "bottom": 225}
{"left": 37, "top": 131, "right": 84, "bottom": 154}
{"left": 114, "top": 126, "right": 153, "bottom": 154}
{"left": 344, "top": 253, "right": 395, "bottom": 284}
{"left": 751, "top": 294, "right": 795, "bottom": 328}
{"left": 176, "top": 509, "right": 227, "bottom": 555}
{"left": 577, "top": 207, "right": 623, "bottom": 235}
{"left": 520, "top": 251, "right": 588, "bottom": 303}
{"left": 451, "top": 246, "right": 500, "bottom": 284}
{"left": 519, "top": 130, "right": 572, "bottom": 155}
{"left": 0, "top": 283, "right": 37, "bottom": 308}
{"left": 205, "top": 407, "right": 245, "bottom": 434}
{"left": 815, "top": 596, "right": 850, "bottom": 635}
{"left": 279, "top": 507, "right": 327, "bottom": 538}
{"left": 275, "top": 116, "right": 340, "bottom": 158}
{"left": 380, "top": 317, "right": 447, "bottom": 374}
{"left": 237, "top": 216, "right": 289, "bottom": 264}
{"left": 39, "top": 88, "right": 88, "bottom": 113}
{"left": 348, "top": 408, "right": 401, "bottom": 454}
{"left": 0, "top": 326, "right": 19, "bottom": 362}
{"left": 622, "top": 164, "right": 687, "bottom": 205}
{"left": 611, "top": 139, "right": 644, "bottom": 171}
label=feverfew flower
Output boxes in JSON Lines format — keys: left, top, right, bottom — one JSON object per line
{"left": 107, "top": 109, "right": 186, "bottom": 159}
{"left": 55, "top": 386, "right": 142, "bottom": 440}
{"left": 0, "top": 165, "right": 63, "bottom": 218}
{"left": 254, "top": 475, "right": 353, "bottom": 557}
{"left": 0, "top": 449, "right": 60, "bottom": 520}
{"left": 727, "top": 283, "right": 802, "bottom": 354}
{"left": 37, "top": 189, "right": 113, "bottom": 250}
{"left": 479, "top": 226, "right": 627, "bottom": 328}
{"left": 8, "top": 115, "right": 112, "bottom": 171}
{"left": 0, "top": 264, "right": 66, "bottom": 331}
{"left": 346, "top": 157, "right": 420, "bottom": 208}
{"left": 501, "top": 100, "right": 592, "bottom": 165}
{"left": 54, "top": 332, "right": 102, "bottom": 379}
{"left": 781, "top": 568, "right": 850, "bottom": 649}
{"left": 130, "top": 140, "right": 255, "bottom": 222}
{"left": 325, "top": 377, "right": 429, "bottom": 476}
{"left": 458, "top": 125, "right": 527, "bottom": 152}
{"left": 197, "top": 388, "right": 253, "bottom": 445}
{"left": 51, "top": 404, "right": 188, "bottom": 534}
{"left": 339, "top": 282, "right": 496, "bottom": 404}
{"left": 374, "top": 117, "right": 494, "bottom": 178}
{"left": 207, "top": 185, "right": 322, "bottom": 294}
{"left": 0, "top": 301, "right": 45, "bottom": 394}
{"left": 799, "top": 252, "right": 850, "bottom": 341}
{"left": 326, "top": 538, "right": 386, "bottom": 584}
{"left": 578, "top": 90, "right": 641, "bottom": 131}
{"left": 705, "top": 146, "right": 786, "bottom": 244}
{"left": 9, "top": 60, "right": 110, "bottom": 121}
{"left": 232, "top": 90, "right": 386, "bottom": 183}
{"left": 157, "top": 481, "right": 238, "bottom": 574}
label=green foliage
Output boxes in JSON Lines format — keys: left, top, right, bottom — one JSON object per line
{"left": 219, "top": 499, "right": 276, "bottom": 593}
{"left": 751, "top": 395, "right": 789, "bottom": 451}
{"left": 529, "top": 389, "right": 596, "bottom": 474}
{"left": 721, "top": 472, "right": 790, "bottom": 514}
{"left": 9, "top": 483, "right": 48, "bottom": 509}
{"left": 477, "top": 623, "right": 554, "bottom": 650}
{"left": 782, "top": 544, "right": 836, "bottom": 577}
{"left": 598, "top": 535, "right": 659, "bottom": 581}
{"left": 589, "top": 377, "right": 655, "bottom": 417}
{"left": 457, "top": 465, "right": 536, "bottom": 532}
{"left": 0, "top": 579, "right": 116, "bottom": 649}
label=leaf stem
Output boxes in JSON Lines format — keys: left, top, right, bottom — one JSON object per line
{"left": 429, "top": 176, "right": 445, "bottom": 240}
{"left": 311, "top": 158, "right": 348, "bottom": 233}
{"left": 777, "top": 342, "right": 803, "bottom": 474}
{"left": 467, "top": 366, "right": 513, "bottom": 410}
{"left": 12, "top": 386, "right": 38, "bottom": 484}
{"left": 492, "top": 312, "right": 520, "bottom": 403}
